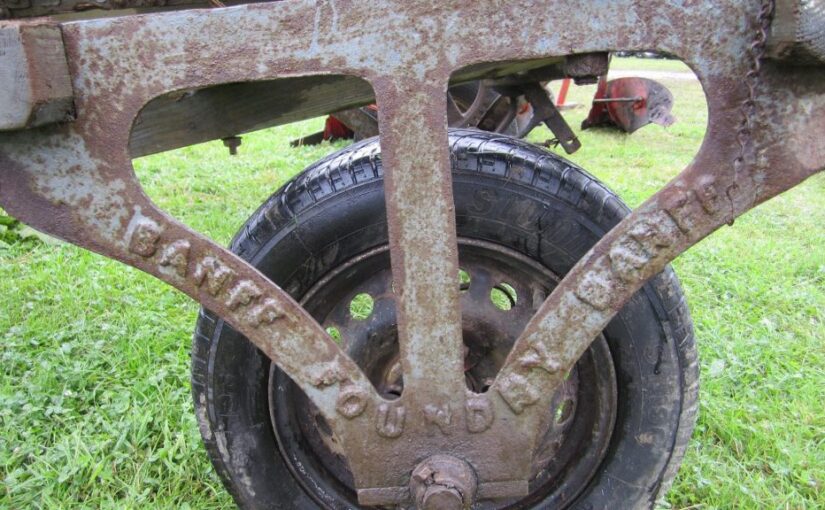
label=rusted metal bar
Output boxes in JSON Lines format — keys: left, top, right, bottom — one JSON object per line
{"left": 517, "top": 82, "right": 581, "bottom": 153}
{"left": 373, "top": 76, "right": 467, "bottom": 402}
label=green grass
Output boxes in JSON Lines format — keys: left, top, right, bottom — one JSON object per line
{"left": 611, "top": 56, "right": 694, "bottom": 73}
{"left": 2, "top": 63, "right": 824, "bottom": 509}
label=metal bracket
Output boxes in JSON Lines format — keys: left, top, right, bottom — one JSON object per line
{"left": 518, "top": 82, "right": 581, "bottom": 154}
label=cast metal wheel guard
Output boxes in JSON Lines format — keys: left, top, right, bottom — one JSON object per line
{"left": 0, "top": 0, "right": 823, "bottom": 506}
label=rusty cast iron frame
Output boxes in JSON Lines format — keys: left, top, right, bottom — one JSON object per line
{"left": 1, "top": 0, "right": 823, "bottom": 507}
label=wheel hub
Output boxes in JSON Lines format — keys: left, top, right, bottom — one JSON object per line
{"left": 410, "top": 455, "right": 478, "bottom": 510}
{"left": 269, "top": 239, "right": 617, "bottom": 508}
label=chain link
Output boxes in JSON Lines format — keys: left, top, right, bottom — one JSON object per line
{"left": 729, "top": 0, "right": 775, "bottom": 220}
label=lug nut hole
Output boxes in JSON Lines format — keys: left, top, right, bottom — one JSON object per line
{"left": 350, "top": 293, "right": 374, "bottom": 320}
{"left": 490, "top": 282, "right": 517, "bottom": 310}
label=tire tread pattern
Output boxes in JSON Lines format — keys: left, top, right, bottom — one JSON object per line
{"left": 192, "top": 129, "right": 698, "bottom": 508}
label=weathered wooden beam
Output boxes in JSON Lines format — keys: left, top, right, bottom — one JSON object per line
{"left": 767, "top": 0, "right": 825, "bottom": 64}
{"left": 0, "top": 22, "right": 74, "bottom": 130}
{"left": 129, "top": 75, "right": 376, "bottom": 158}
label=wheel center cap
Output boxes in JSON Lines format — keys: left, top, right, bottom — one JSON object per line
{"left": 409, "top": 455, "right": 477, "bottom": 510}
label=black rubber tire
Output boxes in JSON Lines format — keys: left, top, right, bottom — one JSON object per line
{"left": 191, "top": 129, "right": 699, "bottom": 509}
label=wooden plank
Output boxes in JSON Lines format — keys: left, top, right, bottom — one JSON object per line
{"left": 129, "top": 75, "right": 376, "bottom": 157}
{"left": 768, "top": 0, "right": 825, "bottom": 64}
{"left": 0, "top": 23, "right": 74, "bottom": 130}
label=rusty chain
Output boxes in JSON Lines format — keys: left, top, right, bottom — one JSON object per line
{"left": 730, "top": 0, "right": 776, "bottom": 214}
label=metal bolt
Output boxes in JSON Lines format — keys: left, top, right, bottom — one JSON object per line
{"left": 222, "top": 136, "right": 242, "bottom": 156}
{"left": 410, "top": 455, "right": 477, "bottom": 510}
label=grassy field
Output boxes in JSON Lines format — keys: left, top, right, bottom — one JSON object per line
{"left": 611, "top": 56, "right": 694, "bottom": 73}
{"left": 1, "top": 61, "right": 823, "bottom": 509}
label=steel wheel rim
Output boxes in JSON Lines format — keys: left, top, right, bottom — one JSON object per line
{"left": 269, "top": 239, "right": 617, "bottom": 509}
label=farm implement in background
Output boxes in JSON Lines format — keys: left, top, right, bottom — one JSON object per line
{"left": 291, "top": 68, "right": 678, "bottom": 150}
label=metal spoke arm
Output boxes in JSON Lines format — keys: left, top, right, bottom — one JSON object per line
{"left": 494, "top": 63, "right": 825, "bottom": 424}
{"left": 373, "top": 75, "right": 468, "bottom": 404}
{"left": 0, "top": 127, "right": 381, "bottom": 422}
